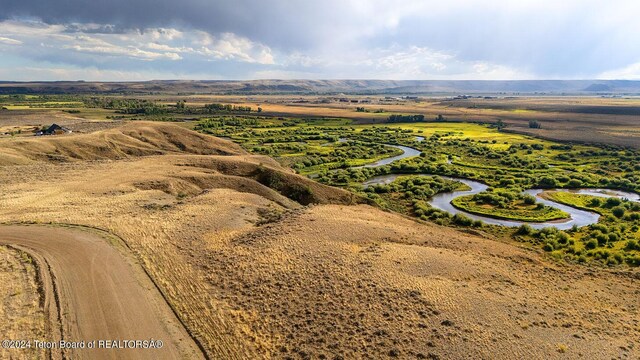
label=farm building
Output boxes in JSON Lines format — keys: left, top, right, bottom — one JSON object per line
{"left": 36, "top": 124, "right": 72, "bottom": 136}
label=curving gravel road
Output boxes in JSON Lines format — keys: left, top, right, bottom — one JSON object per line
{"left": 0, "top": 225, "right": 204, "bottom": 360}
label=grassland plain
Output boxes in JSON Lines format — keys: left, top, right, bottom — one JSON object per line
{"left": 0, "top": 121, "right": 638, "bottom": 359}
{"left": 170, "top": 95, "right": 640, "bottom": 149}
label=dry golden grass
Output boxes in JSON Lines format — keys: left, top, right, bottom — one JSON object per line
{"left": 0, "top": 246, "right": 47, "bottom": 359}
{"left": 0, "top": 121, "right": 246, "bottom": 165}
{"left": 0, "top": 122, "right": 638, "bottom": 359}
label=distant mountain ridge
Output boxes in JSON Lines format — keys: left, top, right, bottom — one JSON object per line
{"left": 1, "top": 80, "right": 639, "bottom": 95}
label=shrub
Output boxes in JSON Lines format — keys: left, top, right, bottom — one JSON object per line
{"left": 539, "top": 227, "right": 558, "bottom": 237}
{"left": 567, "top": 179, "right": 583, "bottom": 188}
{"left": 606, "top": 257, "right": 619, "bottom": 266}
{"left": 614, "top": 253, "right": 624, "bottom": 264}
{"left": 612, "top": 206, "right": 626, "bottom": 218}
{"left": 595, "top": 249, "right": 611, "bottom": 260}
{"left": 522, "top": 194, "right": 537, "bottom": 205}
{"left": 538, "top": 177, "right": 558, "bottom": 188}
{"left": 452, "top": 213, "right": 474, "bottom": 226}
{"left": 591, "top": 224, "right": 609, "bottom": 233}
{"left": 596, "top": 233, "right": 609, "bottom": 246}
{"left": 626, "top": 255, "right": 640, "bottom": 266}
{"left": 625, "top": 240, "right": 640, "bottom": 251}
{"left": 556, "top": 232, "right": 570, "bottom": 244}
{"left": 605, "top": 197, "right": 622, "bottom": 207}
{"left": 585, "top": 239, "right": 598, "bottom": 249}
{"left": 516, "top": 224, "right": 534, "bottom": 236}
{"left": 588, "top": 198, "right": 602, "bottom": 207}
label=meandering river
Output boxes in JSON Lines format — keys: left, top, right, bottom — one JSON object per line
{"left": 356, "top": 145, "right": 422, "bottom": 168}
{"left": 358, "top": 144, "right": 638, "bottom": 229}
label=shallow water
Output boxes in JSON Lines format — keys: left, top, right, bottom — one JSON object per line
{"left": 358, "top": 144, "right": 639, "bottom": 229}
{"left": 563, "top": 188, "right": 639, "bottom": 202}
{"left": 356, "top": 145, "right": 421, "bottom": 168}
{"left": 363, "top": 174, "right": 603, "bottom": 229}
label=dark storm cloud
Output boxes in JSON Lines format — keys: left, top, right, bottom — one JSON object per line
{"left": 0, "top": 0, "right": 344, "bottom": 50}
{"left": 62, "top": 24, "right": 130, "bottom": 34}
{"left": 0, "top": 0, "right": 639, "bottom": 80}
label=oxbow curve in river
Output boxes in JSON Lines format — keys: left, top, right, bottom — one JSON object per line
{"left": 358, "top": 144, "right": 639, "bottom": 230}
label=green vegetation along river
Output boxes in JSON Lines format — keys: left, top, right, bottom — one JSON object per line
{"left": 360, "top": 145, "right": 639, "bottom": 230}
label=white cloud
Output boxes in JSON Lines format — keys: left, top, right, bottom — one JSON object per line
{"left": 598, "top": 62, "right": 640, "bottom": 80}
{"left": 60, "top": 35, "right": 182, "bottom": 60}
{"left": 0, "top": 19, "right": 274, "bottom": 65}
{"left": 194, "top": 32, "right": 274, "bottom": 64}
{"left": 0, "top": 65, "right": 226, "bottom": 81}
{"left": 280, "top": 45, "right": 532, "bottom": 80}
{"left": 0, "top": 36, "right": 22, "bottom": 45}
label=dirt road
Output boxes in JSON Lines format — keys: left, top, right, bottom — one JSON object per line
{"left": 0, "top": 225, "right": 204, "bottom": 360}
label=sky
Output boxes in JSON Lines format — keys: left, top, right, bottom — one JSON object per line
{"left": 0, "top": 0, "right": 638, "bottom": 81}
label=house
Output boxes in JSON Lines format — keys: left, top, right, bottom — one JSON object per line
{"left": 36, "top": 124, "right": 72, "bottom": 136}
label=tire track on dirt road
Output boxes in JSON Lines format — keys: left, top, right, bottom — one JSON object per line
{"left": 0, "top": 225, "right": 205, "bottom": 360}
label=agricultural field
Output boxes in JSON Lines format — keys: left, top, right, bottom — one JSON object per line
{"left": 3, "top": 93, "right": 640, "bottom": 146}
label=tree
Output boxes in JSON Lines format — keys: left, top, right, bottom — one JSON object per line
{"left": 387, "top": 114, "right": 425, "bottom": 123}
{"left": 529, "top": 120, "right": 542, "bottom": 129}
{"left": 435, "top": 114, "right": 445, "bottom": 122}
{"left": 495, "top": 119, "right": 505, "bottom": 130}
